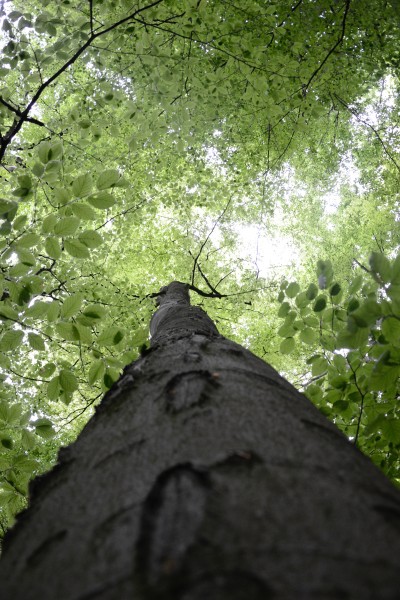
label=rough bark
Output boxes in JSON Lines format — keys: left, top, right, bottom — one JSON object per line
{"left": 1, "top": 281, "right": 400, "bottom": 599}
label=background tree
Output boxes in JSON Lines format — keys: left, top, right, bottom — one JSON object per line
{"left": 0, "top": 0, "right": 400, "bottom": 535}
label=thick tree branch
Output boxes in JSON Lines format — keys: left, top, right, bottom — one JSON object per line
{"left": 0, "top": 97, "right": 44, "bottom": 127}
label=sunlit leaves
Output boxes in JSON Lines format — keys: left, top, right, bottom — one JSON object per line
{"left": 47, "top": 376, "right": 61, "bottom": 401}
{"left": 64, "top": 239, "right": 90, "bottom": 258}
{"left": 313, "top": 296, "right": 327, "bottom": 312}
{"left": 72, "top": 174, "right": 92, "bottom": 198}
{"left": 286, "top": 282, "right": 300, "bottom": 298}
{"left": 87, "top": 192, "right": 115, "bottom": 209}
{"left": 35, "top": 418, "right": 55, "bottom": 439}
{"left": 54, "top": 216, "right": 80, "bottom": 237}
{"left": 277, "top": 252, "right": 400, "bottom": 480}
{"left": 0, "top": 305, "right": 19, "bottom": 321}
{"left": 88, "top": 359, "right": 105, "bottom": 385}
{"left": 369, "top": 251, "right": 391, "bottom": 283}
{"left": 299, "top": 328, "right": 317, "bottom": 345}
{"left": 280, "top": 337, "right": 295, "bottom": 354}
{"left": 28, "top": 333, "right": 45, "bottom": 351}
{"left": 71, "top": 203, "right": 97, "bottom": 220}
{"left": 59, "top": 369, "right": 78, "bottom": 394}
{"left": 97, "top": 327, "right": 125, "bottom": 346}
{"left": 38, "top": 142, "right": 63, "bottom": 164}
{"left": 45, "top": 237, "right": 62, "bottom": 259}
{"left": 96, "top": 169, "right": 120, "bottom": 189}
{"left": 0, "top": 330, "right": 24, "bottom": 351}
{"left": 61, "top": 294, "right": 83, "bottom": 318}
{"left": 78, "top": 230, "right": 103, "bottom": 248}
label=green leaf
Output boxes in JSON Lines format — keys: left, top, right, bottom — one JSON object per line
{"left": 381, "top": 317, "right": 400, "bottom": 344}
{"left": 348, "top": 274, "right": 363, "bottom": 295}
{"left": 0, "top": 305, "right": 19, "bottom": 321}
{"left": 380, "top": 418, "right": 400, "bottom": 444}
{"left": 1, "top": 437, "right": 13, "bottom": 449}
{"left": 38, "top": 141, "right": 52, "bottom": 163}
{"left": 78, "top": 230, "right": 103, "bottom": 248}
{"left": 28, "top": 332, "right": 45, "bottom": 351}
{"left": 96, "top": 169, "right": 120, "bottom": 189}
{"left": 286, "top": 282, "right": 300, "bottom": 298}
{"left": 71, "top": 202, "right": 97, "bottom": 220}
{"left": 79, "top": 305, "right": 106, "bottom": 325}
{"left": 303, "top": 315, "right": 319, "bottom": 327}
{"left": 278, "top": 323, "right": 296, "bottom": 338}
{"left": 74, "top": 323, "right": 92, "bottom": 344}
{"left": 16, "top": 233, "right": 41, "bottom": 248}
{"left": 278, "top": 302, "right": 290, "bottom": 318}
{"left": 13, "top": 455, "right": 39, "bottom": 473}
{"left": 0, "top": 198, "right": 17, "bottom": 215}
{"left": 87, "top": 192, "right": 115, "bottom": 209}
{"left": 54, "top": 188, "right": 71, "bottom": 205}
{"left": 333, "top": 354, "right": 347, "bottom": 373}
{"left": 295, "top": 292, "right": 309, "bottom": 309}
{"left": 21, "top": 429, "right": 37, "bottom": 450}
{"left": 333, "top": 400, "right": 350, "bottom": 414}
{"left": 329, "top": 283, "right": 341, "bottom": 296}
{"left": 306, "top": 283, "right": 318, "bottom": 300}
{"left": 299, "top": 327, "right": 317, "bottom": 345}
{"left": 53, "top": 216, "right": 80, "bottom": 236}
{"left": 41, "top": 214, "right": 58, "bottom": 233}
{"left": 64, "top": 239, "right": 90, "bottom": 258}
{"left": 279, "top": 337, "right": 295, "bottom": 354}
{"left": 103, "top": 368, "right": 119, "bottom": 389}
{"left": 369, "top": 252, "right": 391, "bottom": 283}
{"left": 17, "top": 248, "right": 36, "bottom": 266}
{"left": 72, "top": 174, "right": 92, "bottom": 197}
{"left": 313, "top": 296, "right": 327, "bottom": 312}
{"left": 79, "top": 119, "right": 91, "bottom": 129}
{"left": 0, "top": 329, "right": 24, "bottom": 351}
{"left": 97, "top": 326, "right": 125, "bottom": 346}
{"left": 391, "top": 255, "right": 400, "bottom": 285}
{"left": 39, "top": 362, "right": 56, "bottom": 378}
{"left": 45, "top": 236, "right": 62, "bottom": 259}
{"left": 47, "top": 376, "right": 61, "bottom": 400}
{"left": 312, "top": 357, "right": 328, "bottom": 377}
{"left": 59, "top": 369, "right": 78, "bottom": 393}
{"left": 55, "top": 322, "right": 80, "bottom": 341}
{"left": 61, "top": 293, "right": 84, "bottom": 318}
{"left": 35, "top": 418, "right": 55, "bottom": 439}
{"left": 88, "top": 359, "right": 105, "bottom": 385}
{"left": 329, "top": 375, "right": 347, "bottom": 389}
{"left": 47, "top": 301, "right": 60, "bottom": 322}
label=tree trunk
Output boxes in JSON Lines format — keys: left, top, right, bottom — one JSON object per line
{"left": 1, "top": 281, "right": 400, "bottom": 599}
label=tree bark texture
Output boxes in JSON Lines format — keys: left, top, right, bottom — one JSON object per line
{"left": 1, "top": 281, "right": 400, "bottom": 599}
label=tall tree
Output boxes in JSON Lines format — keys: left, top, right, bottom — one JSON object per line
{"left": 1, "top": 281, "right": 400, "bottom": 599}
{"left": 1, "top": 0, "right": 400, "bottom": 538}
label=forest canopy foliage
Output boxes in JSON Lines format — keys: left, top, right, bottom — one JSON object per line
{"left": 0, "top": 0, "right": 400, "bottom": 535}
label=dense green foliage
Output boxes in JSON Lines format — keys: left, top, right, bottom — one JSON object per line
{"left": 0, "top": 0, "right": 399, "bottom": 535}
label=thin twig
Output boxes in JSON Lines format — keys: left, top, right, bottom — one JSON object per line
{"left": 190, "top": 197, "right": 232, "bottom": 286}
{"left": 305, "top": 0, "right": 351, "bottom": 91}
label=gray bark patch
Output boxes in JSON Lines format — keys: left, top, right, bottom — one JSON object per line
{"left": 136, "top": 464, "right": 209, "bottom": 587}
{"left": 27, "top": 530, "right": 67, "bottom": 568}
{"left": 165, "top": 371, "right": 218, "bottom": 413}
